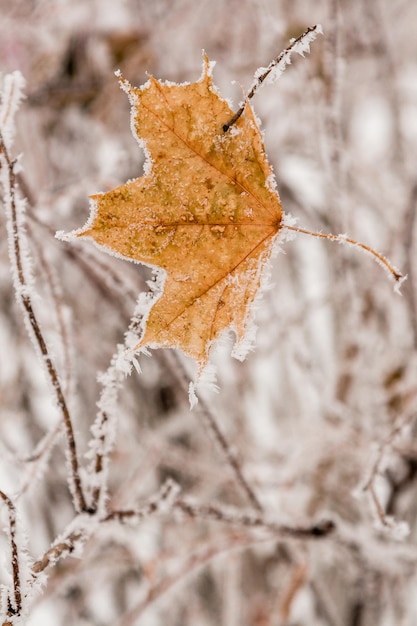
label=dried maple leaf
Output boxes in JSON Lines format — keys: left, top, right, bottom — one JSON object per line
{"left": 72, "top": 55, "right": 284, "bottom": 369}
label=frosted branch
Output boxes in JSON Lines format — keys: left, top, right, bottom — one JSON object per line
{"left": 0, "top": 491, "right": 21, "bottom": 619}
{"left": 164, "top": 351, "right": 263, "bottom": 512}
{"left": 119, "top": 537, "right": 266, "bottom": 626}
{"left": 358, "top": 412, "right": 414, "bottom": 540}
{"left": 0, "top": 131, "right": 87, "bottom": 514}
{"left": 119, "top": 515, "right": 330, "bottom": 626}
{"left": 85, "top": 298, "right": 148, "bottom": 514}
{"left": 105, "top": 479, "right": 181, "bottom": 522}
{"left": 223, "top": 24, "right": 323, "bottom": 131}
{"left": 175, "top": 498, "right": 335, "bottom": 539}
{"left": 31, "top": 530, "right": 83, "bottom": 575}
{"left": 33, "top": 480, "right": 180, "bottom": 575}
{"left": 0, "top": 71, "right": 25, "bottom": 151}
{"left": 197, "top": 398, "right": 264, "bottom": 511}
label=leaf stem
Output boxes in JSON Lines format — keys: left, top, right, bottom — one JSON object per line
{"left": 285, "top": 223, "right": 405, "bottom": 284}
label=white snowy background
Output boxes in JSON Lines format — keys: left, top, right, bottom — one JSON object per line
{"left": 1, "top": 1, "right": 417, "bottom": 625}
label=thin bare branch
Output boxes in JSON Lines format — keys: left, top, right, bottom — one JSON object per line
{"left": 197, "top": 397, "right": 264, "bottom": 512}
{"left": 31, "top": 530, "right": 83, "bottom": 575}
{"left": 164, "top": 351, "right": 263, "bottom": 512}
{"left": 33, "top": 480, "right": 180, "bottom": 574}
{"left": 104, "top": 478, "right": 180, "bottom": 522}
{"left": 119, "top": 536, "right": 265, "bottom": 626}
{"left": 0, "top": 133, "right": 87, "bottom": 513}
{"left": 119, "top": 514, "right": 332, "bottom": 626}
{"left": 0, "top": 490, "right": 22, "bottom": 617}
{"left": 29, "top": 224, "right": 73, "bottom": 394}
{"left": 174, "top": 498, "right": 335, "bottom": 539}
{"left": 88, "top": 305, "right": 145, "bottom": 512}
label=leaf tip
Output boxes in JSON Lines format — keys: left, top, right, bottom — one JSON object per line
{"left": 116, "top": 70, "right": 133, "bottom": 96}
{"left": 201, "top": 50, "right": 215, "bottom": 81}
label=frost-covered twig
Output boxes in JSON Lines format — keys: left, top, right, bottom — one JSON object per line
{"left": 33, "top": 480, "right": 180, "bottom": 575}
{"left": 0, "top": 72, "right": 25, "bottom": 151}
{"left": 105, "top": 478, "right": 180, "bottom": 522}
{"left": 123, "top": 509, "right": 414, "bottom": 626}
{"left": 31, "top": 530, "right": 83, "bottom": 575}
{"left": 223, "top": 24, "right": 323, "bottom": 131}
{"left": 362, "top": 415, "right": 413, "bottom": 495}
{"left": 16, "top": 423, "right": 63, "bottom": 499}
{"left": 367, "top": 482, "right": 406, "bottom": 537}
{"left": 119, "top": 536, "right": 265, "bottom": 626}
{"left": 0, "top": 100, "right": 86, "bottom": 513}
{"left": 165, "top": 351, "right": 263, "bottom": 512}
{"left": 29, "top": 225, "right": 74, "bottom": 395}
{"left": 0, "top": 490, "right": 22, "bottom": 618}
{"left": 85, "top": 299, "right": 148, "bottom": 513}
{"left": 119, "top": 510, "right": 331, "bottom": 626}
{"left": 175, "top": 498, "right": 335, "bottom": 539}
{"left": 359, "top": 411, "right": 415, "bottom": 539}
{"left": 197, "top": 397, "right": 264, "bottom": 512}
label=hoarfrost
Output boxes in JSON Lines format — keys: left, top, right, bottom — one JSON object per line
{"left": 188, "top": 361, "right": 219, "bottom": 409}
{"left": 84, "top": 291, "right": 154, "bottom": 513}
{"left": 0, "top": 496, "right": 34, "bottom": 622}
{"left": 250, "top": 24, "right": 323, "bottom": 89}
{"left": 394, "top": 273, "right": 407, "bottom": 294}
{"left": 134, "top": 136, "right": 153, "bottom": 177}
{"left": 132, "top": 356, "right": 142, "bottom": 375}
{"left": 372, "top": 515, "right": 410, "bottom": 541}
{"left": 281, "top": 212, "right": 298, "bottom": 242}
{"left": 188, "top": 382, "right": 198, "bottom": 409}
{"left": 0, "top": 71, "right": 26, "bottom": 151}
{"left": 265, "top": 171, "right": 277, "bottom": 192}
{"left": 232, "top": 242, "right": 280, "bottom": 363}
{"left": 228, "top": 125, "right": 242, "bottom": 137}
{"left": 114, "top": 344, "right": 135, "bottom": 377}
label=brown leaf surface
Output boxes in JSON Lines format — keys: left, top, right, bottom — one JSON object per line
{"left": 78, "top": 55, "right": 283, "bottom": 369}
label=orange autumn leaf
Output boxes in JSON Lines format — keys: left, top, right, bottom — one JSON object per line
{"left": 76, "top": 54, "right": 283, "bottom": 369}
